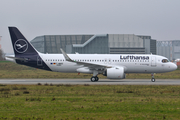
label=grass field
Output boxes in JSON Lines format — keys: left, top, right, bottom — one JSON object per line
{"left": 0, "top": 61, "right": 180, "bottom": 79}
{"left": 0, "top": 61, "right": 180, "bottom": 119}
{"left": 0, "top": 84, "right": 180, "bottom": 119}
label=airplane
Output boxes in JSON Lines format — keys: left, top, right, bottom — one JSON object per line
{"left": 5, "top": 27, "right": 177, "bottom": 82}
{"left": 175, "top": 58, "right": 180, "bottom": 62}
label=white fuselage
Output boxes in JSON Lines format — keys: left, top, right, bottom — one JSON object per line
{"left": 38, "top": 53, "right": 177, "bottom": 74}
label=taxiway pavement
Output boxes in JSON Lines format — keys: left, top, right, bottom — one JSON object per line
{"left": 0, "top": 79, "right": 180, "bottom": 85}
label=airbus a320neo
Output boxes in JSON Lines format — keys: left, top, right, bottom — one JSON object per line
{"left": 6, "top": 27, "right": 177, "bottom": 82}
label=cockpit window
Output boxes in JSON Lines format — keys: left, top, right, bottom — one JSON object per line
{"left": 162, "top": 59, "right": 170, "bottom": 63}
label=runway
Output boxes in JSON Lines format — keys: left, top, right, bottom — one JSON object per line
{"left": 0, "top": 79, "right": 180, "bottom": 85}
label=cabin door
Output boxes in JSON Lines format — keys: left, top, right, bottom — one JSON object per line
{"left": 151, "top": 56, "right": 156, "bottom": 67}
{"left": 37, "top": 56, "right": 43, "bottom": 66}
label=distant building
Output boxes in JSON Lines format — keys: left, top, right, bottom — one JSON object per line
{"left": 30, "top": 34, "right": 156, "bottom": 55}
{"left": 157, "top": 40, "right": 180, "bottom": 61}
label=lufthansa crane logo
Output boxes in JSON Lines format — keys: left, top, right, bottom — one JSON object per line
{"left": 14, "top": 39, "right": 28, "bottom": 53}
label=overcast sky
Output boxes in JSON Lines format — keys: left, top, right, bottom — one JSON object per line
{"left": 0, "top": 0, "right": 180, "bottom": 53}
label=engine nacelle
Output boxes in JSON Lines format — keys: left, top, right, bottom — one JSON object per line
{"left": 104, "top": 67, "right": 125, "bottom": 79}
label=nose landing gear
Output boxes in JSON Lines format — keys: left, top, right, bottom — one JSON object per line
{"left": 151, "top": 73, "right": 155, "bottom": 82}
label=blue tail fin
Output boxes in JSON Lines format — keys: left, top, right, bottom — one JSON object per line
{"left": 8, "top": 27, "right": 51, "bottom": 71}
{"left": 8, "top": 27, "right": 38, "bottom": 56}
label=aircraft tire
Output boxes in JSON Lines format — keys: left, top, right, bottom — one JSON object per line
{"left": 151, "top": 78, "right": 155, "bottom": 82}
{"left": 95, "top": 77, "right": 99, "bottom": 81}
{"left": 91, "top": 77, "right": 96, "bottom": 82}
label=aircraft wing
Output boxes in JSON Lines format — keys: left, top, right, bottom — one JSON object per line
{"left": 75, "top": 60, "right": 112, "bottom": 70}
{"left": 60, "top": 49, "right": 112, "bottom": 70}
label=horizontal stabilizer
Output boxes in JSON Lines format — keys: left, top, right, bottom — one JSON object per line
{"left": 5, "top": 56, "right": 26, "bottom": 61}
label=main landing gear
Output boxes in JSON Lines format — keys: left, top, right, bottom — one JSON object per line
{"left": 91, "top": 76, "right": 99, "bottom": 82}
{"left": 151, "top": 73, "right": 155, "bottom": 82}
{"left": 91, "top": 70, "right": 99, "bottom": 82}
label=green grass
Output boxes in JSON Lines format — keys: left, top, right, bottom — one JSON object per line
{"left": 0, "top": 61, "right": 180, "bottom": 119}
{"left": 0, "top": 61, "right": 180, "bottom": 79}
{"left": 0, "top": 84, "right": 180, "bottom": 119}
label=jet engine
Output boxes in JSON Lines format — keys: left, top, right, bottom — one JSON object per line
{"left": 103, "top": 67, "right": 125, "bottom": 79}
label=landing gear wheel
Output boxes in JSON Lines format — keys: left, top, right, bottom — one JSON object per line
{"left": 91, "top": 77, "right": 96, "bottom": 82}
{"left": 151, "top": 78, "right": 155, "bottom": 82}
{"left": 91, "top": 76, "right": 99, "bottom": 82}
{"left": 151, "top": 73, "right": 156, "bottom": 82}
{"left": 95, "top": 76, "right": 99, "bottom": 81}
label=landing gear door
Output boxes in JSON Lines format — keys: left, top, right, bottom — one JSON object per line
{"left": 37, "top": 56, "right": 43, "bottom": 66}
{"left": 151, "top": 56, "right": 156, "bottom": 67}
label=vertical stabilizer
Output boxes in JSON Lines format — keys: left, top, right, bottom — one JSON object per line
{"left": 8, "top": 27, "right": 38, "bottom": 56}
{"left": 8, "top": 27, "right": 51, "bottom": 71}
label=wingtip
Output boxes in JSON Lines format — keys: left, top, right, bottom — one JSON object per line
{"left": 60, "top": 48, "right": 64, "bottom": 54}
{"left": 60, "top": 48, "right": 74, "bottom": 62}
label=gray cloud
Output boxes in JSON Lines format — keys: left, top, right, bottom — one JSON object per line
{"left": 0, "top": 0, "right": 180, "bottom": 53}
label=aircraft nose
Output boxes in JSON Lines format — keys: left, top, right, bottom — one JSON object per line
{"left": 172, "top": 63, "right": 178, "bottom": 70}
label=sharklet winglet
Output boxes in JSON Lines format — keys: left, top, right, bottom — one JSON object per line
{"left": 60, "top": 48, "right": 74, "bottom": 62}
